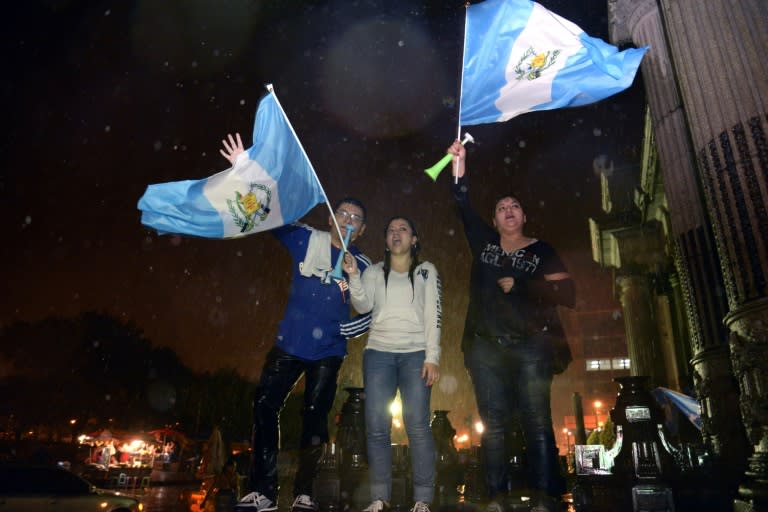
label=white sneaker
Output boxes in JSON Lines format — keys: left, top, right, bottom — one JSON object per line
{"left": 291, "top": 494, "right": 319, "bottom": 512}
{"left": 485, "top": 501, "right": 504, "bottom": 512}
{"left": 363, "top": 499, "right": 391, "bottom": 512}
{"left": 235, "top": 492, "right": 278, "bottom": 511}
{"left": 410, "top": 501, "right": 431, "bottom": 512}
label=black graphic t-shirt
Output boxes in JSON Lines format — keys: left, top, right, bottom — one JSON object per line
{"left": 452, "top": 176, "right": 567, "bottom": 348}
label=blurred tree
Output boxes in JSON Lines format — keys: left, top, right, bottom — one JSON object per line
{"left": 0, "top": 313, "right": 254, "bottom": 442}
{"left": 585, "top": 416, "right": 617, "bottom": 450}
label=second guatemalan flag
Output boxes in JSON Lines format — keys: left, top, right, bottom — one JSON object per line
{"left": 137, "top": 86, "right": 325, "bottom": 238}
{"left": 459, "top": 0, "right": 648, "bottom": 126}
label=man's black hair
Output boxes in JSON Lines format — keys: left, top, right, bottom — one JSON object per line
{"left": 334, "top": 197, "right": 367, "bottom": 222}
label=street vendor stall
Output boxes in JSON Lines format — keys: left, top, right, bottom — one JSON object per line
{"left": 148, "top": 427, "right": 200, "bottom": 484}
{"left": 77, "top": 429, "right": 155, "bottom": 489}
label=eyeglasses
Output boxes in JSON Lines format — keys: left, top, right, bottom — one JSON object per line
{"left": 335, "top": 209, "right": 364, "bottom": 224}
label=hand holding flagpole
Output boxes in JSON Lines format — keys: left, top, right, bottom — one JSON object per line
{"left": 328, "top": 224, "right": 355, "bottom": 282}
{"left": 424, "top": 132, "right": 474, "bottom": 182}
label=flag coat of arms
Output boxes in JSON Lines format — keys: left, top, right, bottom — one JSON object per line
{"left": 459, "top": 0, "right": 648, "bottom": 126}
{"left": 137, "top": 88, "right": 325, "bottom": 238}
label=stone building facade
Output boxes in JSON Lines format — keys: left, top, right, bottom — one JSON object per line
{"left": 590, "top": 0, "right": 768, "bottom": 508}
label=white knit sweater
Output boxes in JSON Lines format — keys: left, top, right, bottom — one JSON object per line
{"left": 348, "top": 261, "right": 442, "bottom": 365}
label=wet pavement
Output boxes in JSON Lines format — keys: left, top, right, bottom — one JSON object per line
{"left": 136, "top": 484, "right": 576, "bottom": 512}
{"left": 138, "top": 483, "right": 200, "bottom": 512}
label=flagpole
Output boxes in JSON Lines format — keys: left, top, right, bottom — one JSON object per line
{"left": 265, "top": 84, "right": 346, "bottom": 248}
{"left": 454, "top": 2, "right": 471, "bottom": 184}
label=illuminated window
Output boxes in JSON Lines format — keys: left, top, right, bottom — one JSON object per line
{"left": 612, "top": 358, "right": 631, "bottom": 369}
{"left": 586, "top": 359, "right": 618, "bottom": 371}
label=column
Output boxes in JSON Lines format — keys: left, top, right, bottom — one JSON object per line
{"left": 660, "top": 0, "right": 768, "bottom": 506}
{"left": 608, "top": 0, "right": 751, "bottom": 485}
{"left": 616, "top": 274, "right": 667, "bottom": 388}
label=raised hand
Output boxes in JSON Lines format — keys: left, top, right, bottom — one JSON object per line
{"left": 219, "top": 133, "right": 245, "bottom": 164}
{"left": 447, "top": 139, "right": 466, "bottom": 178}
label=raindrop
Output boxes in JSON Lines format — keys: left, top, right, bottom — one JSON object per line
{"left": 240, "top": 99, "right": 246, "bottom": 105}
{"left": 398, "top": 40, "right": 405, "bottom": 47}
{"left": 503, "top": 156, "right": 512, "bottom": 164}
{"left": 236, "top": 250, "right": 243, "bottom": 257}
{"left": 438, "top": 374, "right": 458, "bottom": 394}
{"left": 215, "top": 296, "right": 222, "bottom": 303}
{"left": 24, "top": 215, "right": 31, "bottom": 225}
{"left": 104, "top": 125, "right": 111, "bottom": 133}
{"left": 593, "top": 127, "right": 602, "bottom": 136}
{"left": 312, "top": 327, "right": 323, "bottom": 339}
{"left": 104, "top": 9, "right": 111, "bottom": 16}
{"left": 191, "top": 61, "right": 198, "bottom": 68}
{"left": 518, "top": 140, "right": 526, "bottom": 148}
{"left": 448, "top": 229, "right": 455, "bottom": 236}
{"left": 153, "top": 140, "right": 163, "bottom": 151}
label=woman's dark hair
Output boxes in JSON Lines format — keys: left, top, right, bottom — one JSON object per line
{"left": 493, "top": 194, "right": 522, "bottom": 213}
{"left": 333, "top": 196, "right": 367, "bottom": 222}
{"left": 382, "top": 216, "right": 420, "bottom": 300}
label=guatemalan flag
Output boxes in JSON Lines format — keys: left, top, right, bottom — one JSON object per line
{"left": 138, "top": 85, "right": 325, "bottom": 238}
{"left": 652, "top": 387, "right": 702, "bottom": 431}
{"left": 459, "top": 0, "right": 648, "bottom": 126}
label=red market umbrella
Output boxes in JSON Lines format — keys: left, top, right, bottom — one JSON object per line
{"left": 88, "top": 429, "right": 116, "bottom": 441}
{"left": 149, "top": 428, "right": 187, "bottom": 444}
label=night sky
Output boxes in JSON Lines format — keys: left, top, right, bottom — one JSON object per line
{"left": 1, "top": 0, "right": 645, "bottom": 420}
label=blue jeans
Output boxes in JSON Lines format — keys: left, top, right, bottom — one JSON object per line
{"left": 465, "top": 335, "right": 564, "bottom": 499}
{"left": 364, "top": 349, "right": 436, "bottom": 503}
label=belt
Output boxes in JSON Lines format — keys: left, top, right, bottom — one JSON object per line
{"left": 474, "top": 333, "right": 524, "bottom": 347}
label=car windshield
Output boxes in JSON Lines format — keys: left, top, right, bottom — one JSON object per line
{"left": 0, "top": 466, "right": 91, "bottom": 495}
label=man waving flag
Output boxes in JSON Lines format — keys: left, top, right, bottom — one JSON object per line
{"left": 138, "top": 84, "right": 326, "bottom": 239}
{"left": 459, "top": 0, "right": 647, "bottom": 126}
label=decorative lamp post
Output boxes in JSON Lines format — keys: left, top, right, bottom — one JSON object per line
{"left": 563, "top": 428, "right": 573, "bottom": 473}
{"left": 594, "top": 400, "right": 603, "bottom": 430}
{"left": 474, "top": 420, "right": 484, "bottom": 443}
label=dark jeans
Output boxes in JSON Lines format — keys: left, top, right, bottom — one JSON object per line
{"left": 248, "top": 346, "right": 344, "bottom": 501}
{"left": 465, "top": 335, "right": 564, "bottom": 500}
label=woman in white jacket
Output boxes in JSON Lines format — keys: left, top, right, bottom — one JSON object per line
{"left": 344, "top": 216, "right": 442, "bottom": 512}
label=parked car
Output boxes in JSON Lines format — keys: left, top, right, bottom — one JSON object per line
{"left": 0, "top": 463, "right": 144, "bottom": 511}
